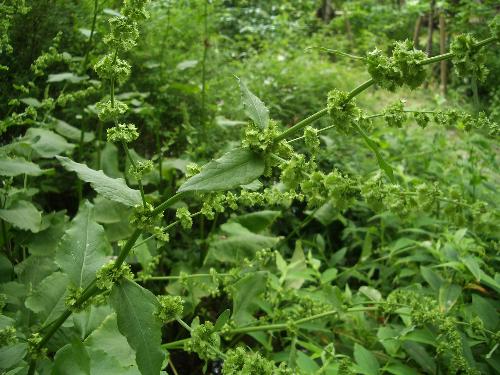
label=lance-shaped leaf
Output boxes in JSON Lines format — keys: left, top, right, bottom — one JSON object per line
{"left": 237, "top": 77, "right": 269, "bottom": 129}
{"left": 110, "top": 279, "right": 164, "bottom": 375}
{"left": 0, "top": 200, "right": 42, "bottom": 232}
{"left": 55, "top": 201, "right": 111, "bottom": 289}
{"left": 0, "top": 157, "right": 43, "bottom": 176}
{"left": 354, "top": 124, "right": 395, "bottom": 183}
{"left": 178, "top": 148, "right": 265, "bottom": 192}
{"left": 56, "top": 156, "right": 141, "bottom": 206}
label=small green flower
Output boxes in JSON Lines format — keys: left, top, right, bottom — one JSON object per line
{"left": 107, "top": 123, "right": 139, "bottom": 143}
{"left": 304, "top": 126, "right": 320, "bottom": 149}
{"left": 175, "top": 207, "right": 193, "bottom": 229}
{"left": 94, "top": 53, "right": 131, "bottom": 83}
{"left": 450, "top": 34, "right": 488, "bottom": 81}
{"left": 104, "top": 16, "right": 139, "bottom": 51}
{"left": 0, "top": 326, "right": 17, "bottom": 347}
{"left": 383, "top": 100, "right": 407, "bottom": 128}
{"left": 185, "top": 321, "right": 221, "bottom": 361}
{"left": 156, "top": 295, "right": 184, "bottom": 322}
{"left": 129, "top": 160, "right": 153, "bottom": 180}
{"left": 326, "top": 89, "right": 361, "bottom": 134}
{"left": 96, "top": 99, "right": 128, "bottom": 122}
{"left": 96, "top": 262, "right": 133, "bottom": 291}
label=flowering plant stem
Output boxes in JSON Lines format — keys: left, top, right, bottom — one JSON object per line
{"left": 275, "top": 35, "right": 497, "bottom": 143}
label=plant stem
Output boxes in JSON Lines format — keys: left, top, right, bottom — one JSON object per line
{"left": 122, "top": 142, "right": 146, "bottom": 207}
{"left": 200, "top": 0, "right": 209, "bottom": 133}
{"left": 141, "top": 273, "right": 230, "bottom": 281}
{"left": 82, "top": 0, "right": 99, "bottom": 71}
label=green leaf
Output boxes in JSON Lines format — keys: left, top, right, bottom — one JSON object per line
{"left": 0, "top": 200, "right": 42, "bottom": 232}
{"left": 385, "top": 362, "right": 419, "bottom": 375}
{"left": 55, "top": 201, "right": 111, "bottom": 289}
{"left": 22, "top": 128, "right": 75, "bottom": 158}
{"left": 178, "top": 148, "right": 265, "bottom": 192}
{"left": 402, "top": 342, "right": 436, "bottom": 374}
{"left": 56, "top": 156, "right": 141, "bottom": 206}
{"left": 229, "top": 210, "right": 280, "bottom": 232}
{"left": 237, "top": 77, "right": 269, "bottom": 129}
{"left": 214, "top": 309, "right": 231, "bottom": 331}
{"left": 355, "top": 124, "right": 395, "bottom": 183}
{"left": 52, "top": 340, "right": 91, "bottom": 375}
{"left": 354, "top": 343, "right": 379, "bottom": 375}
{"left": 462, "top": 256, "right": 481, "bottom": 281}
{"left": 84, "top": 313, "right": 140, "bottom": 375}
{"left": 438, "top": 283, "right": 461, "bottom": 313}
{"left": 110, "top": 279, "right": 164, "bottom": 375}
{"left": 47, "top": 72, "right": 88, "bottom": 83}
{"left": 54, "top": 119, "right": 94, "bottom": 143}
{"left": 0, "top": 157, "right": 43, "bottom": 176}
{"left": 232, "top": 272, "right": 267, "bottom": 325}
{"left": 25, "top": 272, "right": 69, "bottom": 326}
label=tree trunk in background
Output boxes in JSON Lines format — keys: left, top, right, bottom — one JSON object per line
{"left": 439, "top": 12, "right": 447, "bottom": 95}
{"left": 413, "top": 15, "right": 422, "bottom": 48}
{"left": 321, "top": 0, "right": 334, "bottom": 23}
{"left": 426, "top": 0, "right": 435, "bottom": 57}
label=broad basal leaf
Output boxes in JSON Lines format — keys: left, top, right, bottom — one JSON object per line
{"left": 55, "top": 201, "right": 111, "bottom": 289}
{"left": 0, "top": 157, "right": 43, "bottom": 176}
{"left": 110, "top": 279, "right": 164, "bottom": 375}
{"left": 54, "top": 119, "right": 94, "bottom": 143}
{"left": 178, "top": 148, "right": 265, "bottom": 192}
{"left": 22, "top": 128, "right": 75, "bottom": 158}
{"left": 57, "top": 156, "right": 141, "bottom": 206}
{"left": 237, "top": 77, "right": 269, "bottom": 129}
{"left": 0, "top": 200, "right": 42, "bottom": 232}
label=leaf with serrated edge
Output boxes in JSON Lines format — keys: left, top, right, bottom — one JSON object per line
{"left": 55, "top": 201, "right": 111, "bottom": 289}
{"left": 178, "top": 148, "right": 265, "bottom": 192}
{"left": 237, "top": 77, "right": 269, "bottom": 129}
{"left": 57, "top": 156, "right": 141, "bottom": 206}
{"left": 110, "top": 279, "right": 164, "bottom": 375}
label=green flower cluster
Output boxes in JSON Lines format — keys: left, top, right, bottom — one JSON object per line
{"left": 131, "top": 203, "right": 169, "bottom": 242}
{"left": 107, "top": 123, "right": 139, "bottom": 143}
{"left": 94, "top": 53, "right": 131, "bottom": 83}
{"left": 489, "top": 15, "right": 500, "bottom": 40}
{"left": 304, "top": 126, "right": 320, "bottom": 149}
{"left": 413, "top": 112, "right": 430, "bottom": 128}
{"left": 104, "top": 16, "right": 140, "bottom": 51}
{"left": 185, "top": 321, "right": 221, "bottom": 361}
{"left": 129, "top": 160, "right": 153, "bottom": 180}
{"left": 326, "top": 89, "right": 361, "bottom": 134}
{"left": 96, "top": 99, "right": 128, "bottom": 122}
{"left": 156, "top": 295, "right": 184, "bottom": 322}
{"left": 96, "top": 262, "right": 133, "bottom": 291}
{"left": 0, "top": 326, "right": 17, "bottom": 347}
{"left": 27, "top": 333, "right": 47, "bottom": 360}
{"left": 366, "top": 40, "right": 426, "bottom": 91}
{"left": 176, "top": 207, "right": 193, "bottom": 229}
{"left": 56, "top": 83, "right": 101, "bottom": 107}
{"left": 383, "top": 100, "right": 407, "bottom": 128}
{"left": 30, "top": 33, "right": 72, "bottom": 76}
{"left": 450, "top": 34, "right": 488, "bottom": 81}
{"left": 65, "top": 285, "right": 105, "bottom": 312}
{"left": 223, "top": 347, "right": 278, "bottom": 375}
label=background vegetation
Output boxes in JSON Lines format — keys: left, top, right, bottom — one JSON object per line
{"left": 0, "top": 0, "right": 499, "bottom": 374}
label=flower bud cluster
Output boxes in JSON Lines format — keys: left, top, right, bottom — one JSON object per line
{"left": 129, "top": 160, "right": 154, "bottom": 180}
{"left": 156, "top": 295, "right": 184, "bottom": 322}
{"left": 185, "top": 321, "right": 221, "bottom": 361}
{"left": 176, "top": 207, "right": 193, "bottom": 229}
{"left": 0, "top": 326, "right": 17, "bottom": 347}
{"left": 326, "top": 89, "right": 362, "bottom": 134}
{"left": 223, "top": 347, "right": 278, "bottom": 375}
{"left": 450, "top": 34, "right": 488, "bottom": 81}
{"left": 107, "top": 123, "right": 139, "bottom": 143}
{"left": 131, "top": 203, "right": 169, "bottom": 242}
{"left": 366, "top": 40, "right": 426, "bottom": 91}
{"left": 383, "top": 100, "right": 407, "bottom": 128}
{"left": 96, "top": 262, "right": 133, "bottom": 291}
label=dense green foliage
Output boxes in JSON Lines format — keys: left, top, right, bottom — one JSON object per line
{"left": 0, "top": 1, "right": 499, "bottom": 374}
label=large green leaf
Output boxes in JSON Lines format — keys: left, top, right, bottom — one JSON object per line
{"left": 56, "top": 156, "right": 141, "bottom": 206}
{"left": 22, "top": 128, "right": 75, "bottom": 158}
{"left": 25, "top": 272, "right": 69, "bottom": 326}
{"left": 84, "top": 313, "right": 140, "bottom": 375}
{"left": 52, "top": 340, "right": 91, "bottom": 375}
{"left": 109, "top": 279, "right": 164, "bottom": 375}
{"left": 237, "top": 78, "right": 269, "bottom": 129}
{"left": 55, "top": 201, "right": 111, "bottom": 289}
{"left": 0, "top": 200, "right": 42, "bottom": 232}
{"left": 0, "top": 157, "right": 43, "bottom": 176}
{"left": 53, "top": 119, "right": 94, "bottom": 143}
{"left": 229, "top": 210, "right": 281, "bottom": 232}
{"left": 178, "top": 148, "right": 265, "bottom": 192}
{"left": 354, "top": 343, "right": 379, "bottom": 375}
